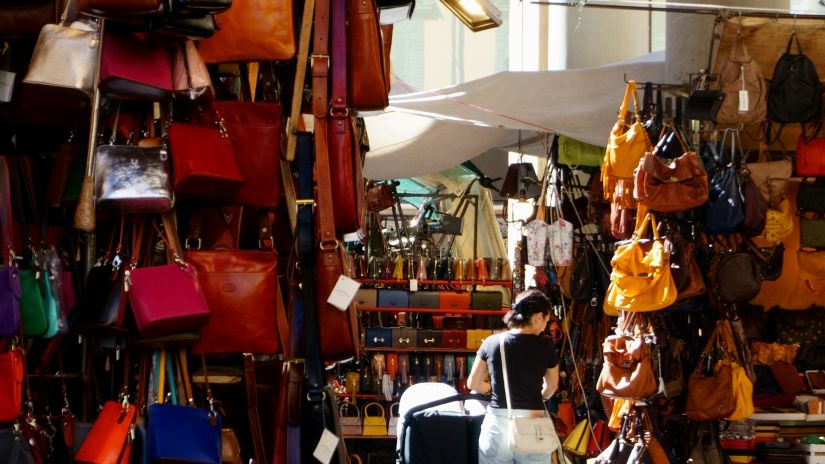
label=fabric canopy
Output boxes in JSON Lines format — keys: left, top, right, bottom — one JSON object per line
{"left": 364, "top": 52, "right": 665, "bottom": 180}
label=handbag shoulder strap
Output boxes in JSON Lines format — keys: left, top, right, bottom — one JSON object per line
{"left": 619, "top": 81, "right": 640, "bottom": 125}
{"left": 0, "top": 157, "right": 14, "bottom": 262}
{"left": 498, "top": 333, "right": 513, "bottom": 418}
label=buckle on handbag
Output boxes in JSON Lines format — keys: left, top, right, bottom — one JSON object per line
{"left": 310, "top": 54, "right": 330, "bottom": 69}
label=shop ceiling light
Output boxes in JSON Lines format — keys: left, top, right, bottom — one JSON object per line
{"left": 441, "top": 0, "right": 502, "bottom": 32}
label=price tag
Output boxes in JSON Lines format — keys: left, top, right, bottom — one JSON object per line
{"left": 738, "top": 90, "right": 749, "bottom": 113}
{"left": 326, "top": 275, "right": 361, "bottom": 311}
{"left": 0, "top": 71, "right": 15, "bottom": 103}
{"left": 409, "top": 278, "right": 418, "bottom": 292}
{"left": 312, "top": 429, "right": 339, "bottom": 464}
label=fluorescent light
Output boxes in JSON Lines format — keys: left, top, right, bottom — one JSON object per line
{"left": 440, "top": 0, "right": 502, "bottom": 32}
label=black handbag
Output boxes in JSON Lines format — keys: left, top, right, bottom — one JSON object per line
{"left": 684, "top": 73, "right": 726, "bottom": 122}
{"left": 746, "top": 240, "right": 784, "bottom": 282}
{"left": 798, "top": 181, "right": 825, "bottom": 213}
{"left": 0, "top": 427, "right": 35, "bottom": 464}
{"left": 713, "top": 251, "right": 761, "bottom": 303}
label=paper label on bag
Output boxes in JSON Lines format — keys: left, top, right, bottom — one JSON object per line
{"left": 738, "top": 90, "right": 749, "bottom": 113}
{"left": 312, "top": 428, "right": 339, "bottom": 464}
{"left": 0, "top": 71, "right": 15, "bottom": 103}
{"left": 409, "top": 279, "right": 418, "bottom": 292}
{"left": 327, "top": 275, "right": 361, "bottom": 311}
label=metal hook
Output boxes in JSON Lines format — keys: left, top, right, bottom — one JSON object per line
{"left": 793, "top": 14, "right": 797, "bottom": 33}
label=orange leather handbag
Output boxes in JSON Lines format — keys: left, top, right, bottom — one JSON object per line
{"left": 197, "top": 0, "right": 296, "bottom": 63}
{"left": 633, "top": 146, "right": 708, "bottom": 212}
{"left": 0, "top": 347, "right": 24, "bottom": 423}
{"left": 74, "top": 400, "right": 137, "bottom": 464}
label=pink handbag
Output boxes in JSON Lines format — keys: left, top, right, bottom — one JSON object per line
{"left": 98, "top": 28, "right": 173, "bottom": 101}
{"left": 126, "top": 219, "right": 210, "bottom": 337}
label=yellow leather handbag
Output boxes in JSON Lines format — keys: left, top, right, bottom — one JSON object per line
{"left": 362, "top": 402, "right": 387, "bottom": 436}
{"left": 761, "top": 198, "right": 794, "bottom": 243}
{"left": 562, "top": 419, "right": 590, "bottom": 456}
{"left": 605, "top": 214, "right": 677, "bottom": 313}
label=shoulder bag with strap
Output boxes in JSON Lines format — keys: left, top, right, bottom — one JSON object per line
{"left": 499, "top": 334, "right": 558, "bottom": 455}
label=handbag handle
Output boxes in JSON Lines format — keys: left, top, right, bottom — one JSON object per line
{"left": 805, "top": 280, "right": 825, "bottom": 295}
{"left": 339, "top": 401, "right": 360, "bottom": 419}
{"left": 631, "top": 213, "right": 660, "bottom": 243}
{"left": 364, "top": 402, "right": 385, "bottom": 418}
{"left": 618, "top": 81, "right": 641, "bottom": 126}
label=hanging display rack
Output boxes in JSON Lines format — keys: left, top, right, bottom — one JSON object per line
{"left": 533, "top": 0, "right": 825, "bottom": 21}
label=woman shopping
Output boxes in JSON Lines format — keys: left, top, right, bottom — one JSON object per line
{"left": 467, "top": 288, "right": 560, "bottom": 464}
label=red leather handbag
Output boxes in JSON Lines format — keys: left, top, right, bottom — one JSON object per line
{"left": 347, "top": 0, "right": 390, "bottom": 112}
{"left": 0, "top": 347, "right": 24, "bottom": 423}
{"left": 126, "top": 220, "right": 210, "bottom": 338}
{"left": 98, "top": 28, "right": 173, "bottom": 101}
{"left": 213, "top": 101, "right": 282, "bottom": 208}
{"left": 187, "top": 249, "right": 286, "bottom": 354}
{"left": 169, "top": 118, "right": 245, "bottom": 198}
{"left": 796, "top": 135, "right": 825, "bottom": 176}
{"left": 74, "top": 400, "right": 137, "bottom": 464}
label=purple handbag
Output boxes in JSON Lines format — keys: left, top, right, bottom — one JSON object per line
{"left": 0, "top": 157, "right": 20, "bottom": 337}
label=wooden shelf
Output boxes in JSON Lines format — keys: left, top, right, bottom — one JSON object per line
{"left": 363, "top": 347, "right": 478, "bottom": 353}
{"left": 358, "top": 306, "right": 507, "bottom": 315}
{"left": 336, "top": 393, "right": 397, "bottom": 400}
{"left": 355, "top": 279, "right": 512, "bottom": 287}
{"left": 343, "top": 435, "right": 396, "bottom": 440}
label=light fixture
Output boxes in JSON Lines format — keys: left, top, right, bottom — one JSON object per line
{"left": 511, "top": 197, "right": 535, "bottom": 222}
{"left": 377, "top": 0, "right": 415, "bottom": 24}
{"left": 440, "top": 0, "right": 502, "bottom": 32}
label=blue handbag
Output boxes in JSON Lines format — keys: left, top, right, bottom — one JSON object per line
{"left": 147, "top": 350, "right": 221, "bottom": 464}
{"left": 703, "top": 130, "right": 744, "bottom": 234}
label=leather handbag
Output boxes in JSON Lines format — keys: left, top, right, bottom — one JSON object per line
{"left": 685, "top": 322, "right": 737, "bottom": 422}
{"left": 328, "top": 115, "right": 365, "bottom": 235}
{"left": 602, "top": 81, "right": 652, "bottom": 209}
{"left": 81, "top": 0, "right": 163, "bottom": 16}
{"left": 0, "top": 426, "right": 35, "bottom": 464}
{"left": 605, "top": 214, "right": 678, "bottom": 313}
{"left": 0, "top": 347, "right": 24, "bottom": 423}
{"left": 348, "top": 0, "right": 390, "bottom": 112}
{"left": 798, "top": 181, "right": 825, "bottom": 213}
{"left": 0, "top": 0, "right": 64, "bottom": 38}
{"left": 354, "top": 288, "right": 377, "bottom": 307}
{"left": 562, "top": 420, "right": 589, "bottom": 456}
{"left": 713, "top": 251, "right": 761, "bottom": 303}
{"left": 167, "top": 0, "right": 231, "bottom": 14}
{"left": 0, "top": 264, "right": 20, "bottom": 338}
{"left": 771, "top": 307, "right": 825, "bottom": 345}
{"left": 73, "top": 261, "right": 128, "bottom": 330}
{"left": 19, "top": 269, "right": 48, "bottom": 337}
{"left": 74, "top": 400, "right": 137, "bottom": 464}
{"left": 703, "top": 134, "right": 744, "bottom": 234}
{"left": 716, "top": 33, "right": 767, "bottom": 125}
{"left": 365, "top": 182, "right": 394, "bottom": 212}
{"left": 147, "top": 12, "right": 217, "bottom": 40}
{"left": 557, "top": 135, "right": 603, "bottom": 167}
{"left": 470, "top": 291, "right": 502, "bottom": 309}
{"left": 439, "top": 291, "right": 470, "bottom": 310}
{"left": 586, "top": 420, "right": 612, "bottom": 457}
{"left": 634, "top": 149, "right": 708, "bottom": 213}
{"left": 23, "top": 2, "right": 99, "bottom": 100}
{"left": 197, "top": 0, "right": 295, "bottom": 63}
{"left": 340, "top": 402, "right": 361, "bottom": 436}
{"left": 362, "top": 403, "right": 387, "bottom": 436}
{"left": 798, "top": 250, "right": 825, "bottom": 289}
{"left": 213, "top": 101, "right": 282, "bottom": 208}
{"left": 746, "top": 158, "right": 792, "bottom": 202}
{"left": 747, "top": 241, "right": 783, "bottom": 281}
{"left": 796, "top": 135, "right": 825, "bottom": 177}
{"left": 147, "top": 399, "right": 221, "bottom": 462}
{"left": 169, "top": 118, "right": 245, "bottom": 198}
{"left": 172, "top": 40, "right": 213, "bottom": 98}
{"left": 127, "top": 219, "right": 210, "bottom": 337}
{"left": 187, "top": 249, "right": 284, "bottom": 354}
{"left": 799, "top": 218, "right": 825, "bottom": 248}
{"left": 500, "top": 163, "right": 541, "bottom": 199}
{"left": 761, "top": 198, "right": 794, "bottom": 243}
{"left": 98, "top": 28, "right": 173, "bottom": 101}
{"left": 94, "top": 144, "right": 174, "bottom": 214}
{"left": 740, "top": 170, "right": 768, "bottom": 237}
{"left": 596, "top": 334, "right": 658, "bottom": 400}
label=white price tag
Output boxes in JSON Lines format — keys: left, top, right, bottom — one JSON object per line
{"left": 409, "top": 278, "right": 418, "bottom": 292}
{"left": 738, "top": 90, "right": 749, "bottom": 113}
{"left": 0, "top": 71, "right": 15, "bottom": 103}
{"left": 312, "top": 428, "right": 339, "bottom": 464}
{"left": 326, "top": 275, "right": 361, "bottom": 311}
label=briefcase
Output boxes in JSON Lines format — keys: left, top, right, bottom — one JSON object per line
{"left": 443, "top": 330, "right": 467, "bottom": 349}
{"left": 470, "top": 291, "right": 502, "bottom": 310}
{"left": 391, "top": 327, "right": 417, "bottom": 348}
{"left": 439, "top": 291, "right": 471, "bottom": 310}
{"left": 417, "top": 330, "right": 442, "bottom": 348}
{"left": 377, "top": 289, "right": 409, "bottom": 308}
{"left": 408, "top": 291, "right": 440, "bottom": 309}
{"left": 365, "top": 328, "right": 392, "bottom": 347}
{"left": 355, "top": 288, "right": 377, "bottom": 307}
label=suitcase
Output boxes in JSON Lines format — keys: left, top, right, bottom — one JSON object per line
{"left": 408, "top": 291, "right": 440, "bottom": 309}
{"left": 470, "top": 291, "right": 502, "bottom": 310}
{"left": 354, "top": 288, "right": 377, "bottom": 307}
{"left": 377, "top": 289, "right": 409, "bottom": 308}
{"left": 443, "top": 330, "right": 467, "bottom": 349}
{"left": 391, "top": 327, "right": 417, "bottom": 348}
{"left": 365, "top": 328, "right": 392, "bottom": 347}
{"left": 417, "top": 330, "right": 442, "bottom": 348}
{"left": 398, "top": 393, "right": 488, "bottom": 464}
{"left": 439, "top": 291, "right": 471, "bottom": 310}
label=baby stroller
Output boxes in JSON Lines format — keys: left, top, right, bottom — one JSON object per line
{"left": 396, "top": 383, "right": 489, "bottom": 464}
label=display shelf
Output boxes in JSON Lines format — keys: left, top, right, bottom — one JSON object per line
{"left": 336, "top": 393, "right": 396, "bottom": 400}
{"left": 342, "top": 435, "right": 396, "bottom": 440}
{"left": 354, "top": 278, "right": 512, "bottom": 287}
{"left": 357, "top": 306, "right": 508, "bottom": 315}
{"left": 363, "top": 346, "right": 478, "bottom": 353}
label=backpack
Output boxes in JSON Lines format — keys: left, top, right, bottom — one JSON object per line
{"left": 766, "top": 33, "right": 823, "bottom": 143}
{"left": 716, "top": 34, "right": 767, "bottom": 126}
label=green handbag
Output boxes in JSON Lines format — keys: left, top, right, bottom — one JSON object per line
{"left": 800, "top": 218, "right": 825, "bottom": 248}
{"left": 19, "top": 269, "right": 47, "bottom": 336}
{"left": 557, "top": 135, "right": 604, "bottom": 167}
{"left": 41, "top": 272, "right": 60, "bottom": 338}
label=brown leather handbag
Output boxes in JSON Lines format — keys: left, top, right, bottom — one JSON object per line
{"left": 197, "top": 0, "right": 296, "bottom": 63}
{"left": 596, "top": 333, "right": 658, "bottom": 400}
{"left": 634, "top": 136, "right": 709, "bottom": 213}
{"left": 348, "top": 0, "right": 390, "bottom": 112}
{"left": 80, "top": 0, "right": 162, "bottom": 16}
{"left": 0, "top": 0, "right": 64, "bottom": 38}
{"left": 685, "top": 321, "right": 737, "bottom": 421}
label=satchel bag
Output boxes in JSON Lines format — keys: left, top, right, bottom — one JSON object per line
{"left": 348, "top": 0, "right": 390, "bottom": 112}
{"left": 23, "top": 1, "right": 99, "bottom": 100}
{"left": 596, "top": 334, "right": 658, "bottom": 400}
{"left": 798, "top": 182, "right": 825, "bottom": 213}
{"left": 366, "top": 182, "right": 394, "bottom": 212}
{"left": 127, "top": 219, "right": 210, "bottom": 337}
{"left": 685, "top": 321, "right": 737, "bottom": 422}
{"left": 362, "top": 403, "right": 387, "bottom": 436}
{"left": 716, "top": 33, "right": 767, "bottom": 125}
{"left": 340, "top": 402, "right": 362, "bottom": 436}
{"left": 74, "top": 400, "right": 137, "bottom": 464}
{"left": 169, "top": 116, "right": 245, "bottom": 199}
{"left": 796, "top": 136, "right": 825, "bottom": 177}
{"left": 98, "top": 28, "right": 173, "bottom": 101}
{"left": 500, "top": 337, "right": 558, "bottom": 455}
{"left": 197, "top": 0, "right": 295, "bottom": 63}
{"left": 605, "top": 214, "right": 677, "bottom": 313}
{"left": 634, "top": 149, "right": 709, "bottom": 213}
{"left": 0, "top": 347, "right": 24, "bottom": 423}
{"left": 94, "top": 143, "right": 174, "bottom": 214}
